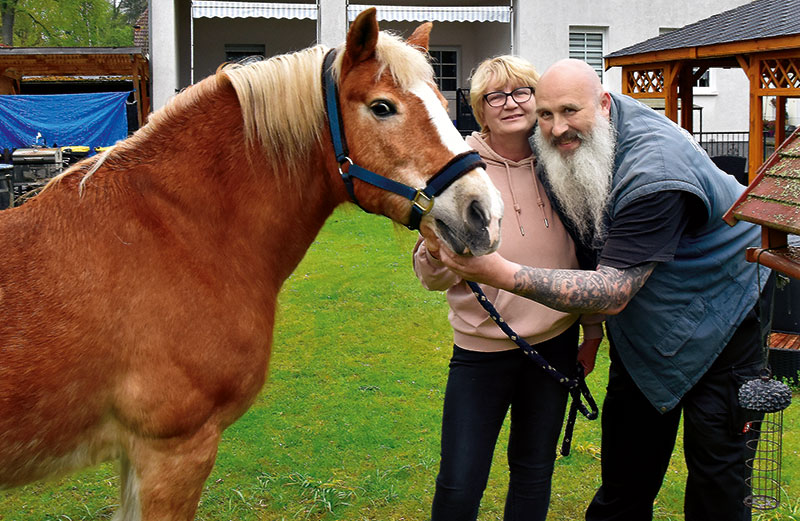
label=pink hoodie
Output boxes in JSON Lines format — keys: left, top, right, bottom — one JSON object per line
{"left": 413, "top": 131, "right": 603, "bottom": 352}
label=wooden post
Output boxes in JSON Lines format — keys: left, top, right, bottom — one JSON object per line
{"left": 679, "top": 63, "right": 695, "bottom": 132}
{"left": 663, "top": 63, "right": 679, "bottom": 123}
{"left": 743, "top": 57, "right": 764, "bottom": 182}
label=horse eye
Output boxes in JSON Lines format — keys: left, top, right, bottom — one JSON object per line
{"left": 369, "top": 100, "right": 397, "bottom": 118}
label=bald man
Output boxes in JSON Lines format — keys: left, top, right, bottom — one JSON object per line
{"left": 437, "top": 59, "right": 768, "bottom": 520}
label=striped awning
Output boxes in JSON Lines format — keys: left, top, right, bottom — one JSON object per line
{"left": 191, "top": 1, "right": 318, "bottom": 20}
{"left": 347, "top": 5, "right": 512, "bottom": 23}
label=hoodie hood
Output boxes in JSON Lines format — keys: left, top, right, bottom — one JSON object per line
{"left": 466, "top": 131, "right": 547, "bottom": 236}
{"left": 466, "top": 132, "right": 535, "bottom": 169}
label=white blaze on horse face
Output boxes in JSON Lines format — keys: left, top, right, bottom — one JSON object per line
{"left": 409, "top": 82, "right": 470, "bottom": 155}
{"left": 409, "top": 81, "right": 503, "bottom": 256}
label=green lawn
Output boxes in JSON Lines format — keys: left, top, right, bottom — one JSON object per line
{"left": 1, "top": 207, "right": 798, "bottom": 520}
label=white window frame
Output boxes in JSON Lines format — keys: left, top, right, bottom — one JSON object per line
{"left": 428, "top": 46, "right": 460, "bottom": 94}
{"left": 569, "top": 27, "right": 606, "bottom": 83}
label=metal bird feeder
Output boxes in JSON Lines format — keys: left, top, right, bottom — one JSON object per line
{"left": 739, "top": 373, "right": 792, "bottom": 510}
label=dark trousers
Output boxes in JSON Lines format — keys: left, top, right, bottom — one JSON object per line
{"left": 586, "top": 308, "right": 763, "bottom": 521}
{"left": 431, "top": 324, "right": 578, "bottom": 521}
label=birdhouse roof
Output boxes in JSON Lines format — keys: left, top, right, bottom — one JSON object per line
{"left": 724, "top": 127, "right": 800, "bottom": 235}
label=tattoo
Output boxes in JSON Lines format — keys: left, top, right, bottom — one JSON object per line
{"left": 511, "top": 263, "right": 656, "bottom": 314}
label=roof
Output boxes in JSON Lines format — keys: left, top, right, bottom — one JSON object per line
{"left": 725, "top": 127, "right": 800, "bottom": 234}
{"left": 134, "top": 8, "right": 149, "bottom": 56}
{"left": 607, "top": 0, "right": 800, "bottom": 58}
{"left": 0, "top": 48, "right": 149, "bottom": 79}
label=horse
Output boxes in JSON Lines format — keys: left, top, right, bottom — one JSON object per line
{"left": 0, "top": 8, "right": 503, "bottom": 521}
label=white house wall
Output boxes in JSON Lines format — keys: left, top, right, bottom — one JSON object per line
{"left": 152, "top": 0, "right": 772, "bottom": 133}
{"left": 192, "top": 17, "right": 316, "bottom": 81}
{"left": 514, "top": 0, "right": 753, "bottom": 133}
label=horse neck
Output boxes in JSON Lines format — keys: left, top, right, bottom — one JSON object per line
{"left": 116, "top": 78, "right": 346, "bottom": 290}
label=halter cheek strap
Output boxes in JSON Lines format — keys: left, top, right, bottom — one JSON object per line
{"left": 321, "top": 48, "right": 485, "bottom": 231}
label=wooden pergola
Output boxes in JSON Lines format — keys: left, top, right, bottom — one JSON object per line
{"left": 605, "top": 0, "right": 800, "bottom": 180}
{"left": 0, "top": 47, "right": 150, "bottom": 127}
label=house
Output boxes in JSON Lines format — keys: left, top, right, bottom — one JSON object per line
{"left": 148, "top": 0, "right": 777, "bottom": 132}
{"left": 605, "top": 0, "right": 800, "bottom": 179}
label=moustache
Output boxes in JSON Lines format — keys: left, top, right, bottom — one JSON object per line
{"left": 552, "top": 131, "right": 583, "bottom": 146}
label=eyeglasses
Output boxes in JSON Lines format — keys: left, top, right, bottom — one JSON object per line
{"left": 483, "top": 86, "right": 534, "bottom": 107}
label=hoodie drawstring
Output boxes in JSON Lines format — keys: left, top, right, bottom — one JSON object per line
{"left": 504, "top": 162, "right": 526, "bottom": 236}
{"left": 531, "top": 160, "right": 550, "bottom": 229}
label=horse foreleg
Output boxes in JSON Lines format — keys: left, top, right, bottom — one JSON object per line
{"left": 116, "top": 423, "right": 222, "bottom": 521}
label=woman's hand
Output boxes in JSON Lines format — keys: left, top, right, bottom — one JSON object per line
{"left": 577, "top": 337, "right": 601, "bottom": 376}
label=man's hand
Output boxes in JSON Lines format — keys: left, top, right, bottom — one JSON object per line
{"left": 437, "top": 244, "right": 519, "bottom": 290}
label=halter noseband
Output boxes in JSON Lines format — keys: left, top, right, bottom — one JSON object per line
{"left": 322, "top": 49, "right": 486, "bottom": 231}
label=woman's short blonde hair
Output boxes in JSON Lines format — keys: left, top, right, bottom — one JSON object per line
{"left": 469, "top": 55, "right": 540, "bottom": 133}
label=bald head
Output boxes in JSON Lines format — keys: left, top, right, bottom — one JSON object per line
{"left": 538, "top": 59, "right": 605, "bottom": 105}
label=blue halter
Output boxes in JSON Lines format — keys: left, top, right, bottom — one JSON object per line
{"left": 322, "top": 49, "right": 485, "bottom": 231}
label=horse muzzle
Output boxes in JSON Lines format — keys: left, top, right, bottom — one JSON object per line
{"left": 426, "top": 167, "right": 503, "bottom": 257}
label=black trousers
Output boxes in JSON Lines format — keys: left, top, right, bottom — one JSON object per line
{"left": 586, "top": 308, "right": 763, "bottom": 521}
{"left": 431, "top": 324, "right": 578, "bottom": 521}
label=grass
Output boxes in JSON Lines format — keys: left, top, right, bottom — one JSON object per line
{"left": 1, "top": 207, "right": 798, "bottom": 520}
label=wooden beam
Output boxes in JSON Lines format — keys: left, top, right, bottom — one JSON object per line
{"left": 746, "top": 247, "right": 800, "bottom": 279}
{"left": 663, "top": 63, "right": 679, "bottom": 123}
{"left": 607, "top": 36, "right": 800, "bottom": 69}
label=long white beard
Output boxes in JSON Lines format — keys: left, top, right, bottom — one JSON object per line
{"left": 534, "top": 115, "right": 616, "bottom": 246}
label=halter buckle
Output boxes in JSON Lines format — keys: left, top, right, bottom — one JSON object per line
{"left": 412, "top": 190, "right": 434, "bottom": 215}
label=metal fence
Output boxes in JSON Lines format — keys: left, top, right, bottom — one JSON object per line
{"left": 693, "top": 131, "right": 751, "bottom": 160}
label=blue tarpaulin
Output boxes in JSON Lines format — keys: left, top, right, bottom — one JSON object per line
{"left": 0, "top": 91, "right": 131, "bottom": 153}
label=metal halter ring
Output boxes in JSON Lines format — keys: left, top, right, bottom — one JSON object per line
{"left": 338, "top": 156, "right": 354, "bottom": 177}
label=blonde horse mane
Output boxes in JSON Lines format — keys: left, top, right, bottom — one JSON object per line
{"left": 43, "top": 30, "right": 434, "bottom": 195}
{"left": 221, "top": 31, "right": 434, "bottom": 172}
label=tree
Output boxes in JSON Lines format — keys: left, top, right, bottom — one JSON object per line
{"left": 3, "top": 0, "right": 144, "bottom": 47}
{"left": 1, "top": 0, "right": 20, "bottom": 45}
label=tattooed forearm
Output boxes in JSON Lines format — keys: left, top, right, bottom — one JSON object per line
{"left": 511, "top": 263, "right": 656, "bottom": 314}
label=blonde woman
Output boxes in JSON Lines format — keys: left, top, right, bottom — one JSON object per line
{"left": 414, "top": 55, "right": 602, "bottom": 521}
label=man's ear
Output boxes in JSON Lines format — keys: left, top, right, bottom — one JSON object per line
{"left": 600, "top": 92, "right": 612, "bottom": 118}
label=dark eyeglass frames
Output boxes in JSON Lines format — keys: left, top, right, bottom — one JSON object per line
{"left": 483, "top": 86, "right": 534, "bottom": 107}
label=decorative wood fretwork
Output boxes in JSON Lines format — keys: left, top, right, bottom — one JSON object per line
{"left": 759, "top": 57, "right": 800, "bottom": 92}
{"left": 623, "top": 67, "right": 665, "bottom": 96}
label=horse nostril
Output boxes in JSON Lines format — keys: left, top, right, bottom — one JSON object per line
{"left": 467, "top": 199, "right": 489, "bottom": 229}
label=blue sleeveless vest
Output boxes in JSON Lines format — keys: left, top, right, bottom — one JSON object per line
{"left": 605, "top": 93, "right": 764, "bottom": 412}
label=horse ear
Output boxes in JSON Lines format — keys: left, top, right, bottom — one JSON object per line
{"left": 343, "top": 7, "right": 379, "bottom": 70}
{"left": 407, "top": 22, "right": 432, "bottom": 52}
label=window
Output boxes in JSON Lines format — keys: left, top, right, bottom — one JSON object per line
{"left": 569, "top": 30, "right": 604, "bottom": 82}
{"left": 428, "top": 48, "right": 459, "bottom": 92}
{"left": 225, "top": 44, "right": 266, "bottom": 62}
{"left": 693, "top": 67, "right": 711, "bottom": 88}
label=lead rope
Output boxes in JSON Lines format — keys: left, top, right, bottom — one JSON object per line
{"left": 466, "top": 280, "right": 599, "bottom": 456}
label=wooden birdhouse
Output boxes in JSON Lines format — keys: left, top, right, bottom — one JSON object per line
{"left": 724, "top": 127, "right": 800, "bottom": 278}
{"left": 724, "top": 126, "right": 800, "bottom": 378}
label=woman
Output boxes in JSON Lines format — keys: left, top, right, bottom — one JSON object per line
{"left": 414, "top": 55, "right": 603, "bottom": 521}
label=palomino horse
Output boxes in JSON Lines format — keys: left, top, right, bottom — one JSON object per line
{"left": 0, "top": 9, "right": 503, "bottom": 521}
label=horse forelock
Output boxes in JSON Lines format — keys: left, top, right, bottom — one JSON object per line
{"left": 332, "top": 31, "right": 434, "bottom": 91}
